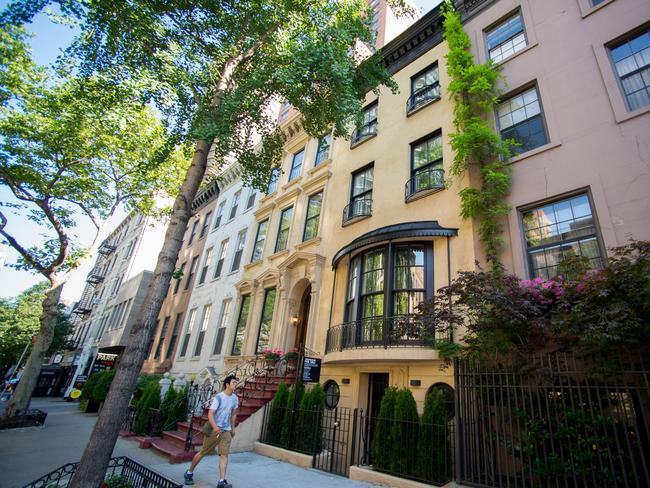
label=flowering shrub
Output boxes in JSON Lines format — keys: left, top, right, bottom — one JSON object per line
{"left": 261, "top": 348, "right": 283, "bottom": 361}
{"left": 419, "top": 241, "right": 650, "bottom": 364}
{"left": 284, "top": 348, "right": 299, "bottom": 361}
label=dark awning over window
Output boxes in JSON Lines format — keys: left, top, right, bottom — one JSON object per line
{"left": 332, "top": 221, "right": 457, "bottom": 267}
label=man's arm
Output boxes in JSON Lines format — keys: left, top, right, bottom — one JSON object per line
{"left": 208, "top": 408, "right": 220, "bottom": 434}
{"left": 230, "top": 407, "right": 238, "bottom": 437}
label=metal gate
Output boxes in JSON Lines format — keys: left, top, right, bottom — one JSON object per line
{"left": 454, "top": 354, "right": 650, "bottom": 488}
{"left": 312, "top": 407, "right": 353, "bottom": 476}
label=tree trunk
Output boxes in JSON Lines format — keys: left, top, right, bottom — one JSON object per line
{"left": 69, "top": 138, "right": 211, "bottom": 488}
{"left": 4, "top": 280, "right": 63, "bottom": 417}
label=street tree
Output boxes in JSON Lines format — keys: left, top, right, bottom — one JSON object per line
{"left": 0, "top": 282, "right": 73, "bottom": 378}
{"left": 0, "top": 25, "right": 189, "bottom": 417}
{"left": 1, "top": 1, "right": 413, "bottom": 484}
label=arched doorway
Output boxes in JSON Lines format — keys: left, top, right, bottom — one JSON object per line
{"left": 294, "top": 284, "right": 311, "bottom": 350}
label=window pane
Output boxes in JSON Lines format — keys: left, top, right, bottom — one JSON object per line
{"left": 232, "top": 296, "right": 250, "bottom": 355}
{"left": 362, "top": 294, "right": 384, "bottom": 318}
{"left": 523, "top": 194, "right": 603, "bottom": 279}
{"left": 256, "top": 289, "right": 276, "bottom": 353}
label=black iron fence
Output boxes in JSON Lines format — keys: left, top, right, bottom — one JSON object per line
{"left": 260, "top": 401, "right": 453, "bottom": 483}
{"left": 260, "top": 402, "right": 326, "bottom": 456}
{"left": 454, "top": 353, "right": 650, "bottom": 488}
{"left": 352, "top": 411, "right": 454, "bottom": 486}
{"left": 23, "top": 456, "right": 182, "bottom": 488}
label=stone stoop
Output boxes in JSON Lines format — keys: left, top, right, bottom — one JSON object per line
{"left": 137, "top": 371, "right": 296, "bottom": 463}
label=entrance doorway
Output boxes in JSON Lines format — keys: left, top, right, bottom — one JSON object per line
{"left": 362, "top": 373, "right": 389, "bottom": 465}
{"left": 367, "top": 373, "right": 389, "bottom": 417}
{"left": 294, "top": 285, "right": 311, "bottom": 349}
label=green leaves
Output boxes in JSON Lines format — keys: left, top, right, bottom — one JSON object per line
{"left": 443, "top": 6, "right": 511, "bottom": 271}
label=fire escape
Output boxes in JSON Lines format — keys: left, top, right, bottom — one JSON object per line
{"left": 72, "top": 238, "right": 116, "bottom": 316}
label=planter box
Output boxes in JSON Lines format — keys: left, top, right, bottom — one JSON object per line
{"left": 0, "top": 409, "right": 47, "bottom": 430}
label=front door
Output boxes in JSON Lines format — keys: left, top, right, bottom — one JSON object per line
{"left": 364, "top": 373, "right": 389, "bottom": 464}
{"left": 294, "top": 285, "right": 311, "bottom": 349}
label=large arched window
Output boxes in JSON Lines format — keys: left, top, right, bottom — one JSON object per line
{"left": 341, "top": 242, "right": 433, "bottom": 346}
{"left": 344, "top": 242, "right": 433, "bottom": 323}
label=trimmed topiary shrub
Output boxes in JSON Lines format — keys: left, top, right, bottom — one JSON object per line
{"left": 281, "top": 381, "right": 304, "bottom": 448}
{"left": 371, "top": 386, "right": 398, "bottom": 471}
{"left": 267, "top": 382, "right": 289, "bottom": 446}
{"left": 92, "top": 369, "right": 117, "bottom": 403}
{"left": 391, "top": 388, "right": 419, "bottom": 476}
{"left": 417, "top": 388, "right": 451, "bottom": 483}
{"left": 294, "top": 383, "right": 325, "bottom": 453}
{"left": 133, "top": 381, "right": 161, "bottom": 435}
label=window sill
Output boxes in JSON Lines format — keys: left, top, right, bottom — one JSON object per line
{"left": 269, "top": 249, "right": 290, "bottom": 260}
{"left": 406, "top": 96, "right": 440, "bottom": 118}
{"left": 295, "top": 237, "right": 322, "bottom": 250}
{"left": 308, "top": 158, "right": 332, "bottom": 176}
{"left": 259, "top": 191, "right": 277, "bottom": 206}
{"left": 342, "top": 214, "right": 371, "bottom": 227}
{"left": 405, "top": 186, "right": 445, "bottom": 203}
{"left": 350, "top": 133, "right": 377, "bottom": 149}
{"left": 190, "top": 357, "right": 201, "bottom": 362}
{"left": 577, "top": 0, "right": 616, "bottom": 18}
{"left": 493, "top": 42, "right": 538, "bottom": 67}
{"left": 226, "top": 269, "right": 239, "bottom": 276}
{"left": 244, "top": 261, "right": 262, "bottom": 271}
{"left": 281, "top": 177, "right": 302, "bottom": 193}
{"left": 613, "top": 103, "right": 650, "bottom": 124}
{"left": 509, "top": 141, "right": 562, "bottom": 164}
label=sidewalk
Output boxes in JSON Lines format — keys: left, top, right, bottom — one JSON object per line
{"left": 0, "top": 397, "right": 386, "bottom": 488}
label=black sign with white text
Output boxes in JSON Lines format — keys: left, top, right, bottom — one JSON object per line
{"left": 301, "top": 357, "right": 321, "bottom": 383}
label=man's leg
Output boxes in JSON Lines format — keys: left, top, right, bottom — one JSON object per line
{"left": 189, "top": 450, "right": 206, "bottom": 472}
{"left": 219, "top": 453, "right": 229, "bottom": 480}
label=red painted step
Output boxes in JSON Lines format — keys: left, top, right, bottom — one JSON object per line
{"left": 150, "top": 437, "right": 196, "bottom": 463}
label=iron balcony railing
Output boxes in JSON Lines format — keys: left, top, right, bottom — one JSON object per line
{"left": 342, "top": 199, "right": 372, "bottom": 226}
{"left": 326, "top": 314, "right": 447, "bottom": 353}
{"left": 351, "top": 121, "right": 378, "bottom": 146}
{"left": 98, "top": 242, "right": 116, "bottom": 256}
{"left": 405, "top": 168, "right": 445, "bottom": 202}
{"left": 406, "top": 83, "right": 440, "bottom": 114}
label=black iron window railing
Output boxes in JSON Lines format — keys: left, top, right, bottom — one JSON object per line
{"left": 342, "top": 199, "right": 372, "bottom": 225}
{"left": 325, "top": 314, "right": 447, "bottom": 353}
{"left": 351, "top": 121, "right": 378, "bottom": 146}
{"left": 405, "top": 168, "right": 445, "bottom": 201}
{"left": 406, "top": 83, "right": 440, "bottom": 114}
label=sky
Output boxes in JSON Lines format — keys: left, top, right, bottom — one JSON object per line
{"left": 0, "top": 0, "right": 444, "bottom": 302}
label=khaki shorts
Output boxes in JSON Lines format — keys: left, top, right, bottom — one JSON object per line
{"left": 198, "top": 429, "right": 232, "bottom": 456}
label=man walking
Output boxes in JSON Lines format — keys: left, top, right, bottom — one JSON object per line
{"left": 184, "top": 375, "right": 239, "bottom": 488}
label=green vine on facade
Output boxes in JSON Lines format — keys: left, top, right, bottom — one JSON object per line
{"left": 442, "top": 2, "right": 513, "bottom": 271}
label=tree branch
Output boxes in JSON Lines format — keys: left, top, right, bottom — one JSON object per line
{"left": 0, "top": 209, "right": 48, "bottom": 276}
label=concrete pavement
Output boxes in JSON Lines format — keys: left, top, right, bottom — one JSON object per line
{"left": 0, "top": 397, "right": 387, "bottom": 488}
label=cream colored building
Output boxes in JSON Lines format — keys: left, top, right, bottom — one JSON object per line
{"left": 224, "top": 117, "right": 333, "bottom": 370}
{"left": 170, "top": 164, "right": 259, "bottom": 382}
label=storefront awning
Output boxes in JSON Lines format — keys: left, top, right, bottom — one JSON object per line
{"left": 332, "top": 221, "right": 458, "bottom": 267}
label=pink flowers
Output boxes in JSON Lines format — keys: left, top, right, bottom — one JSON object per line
{"left": 520, "top": 276, "right": 565, "bottom": 305}
{"left": 261, "top": 348, "right": 284, "bottom": 361}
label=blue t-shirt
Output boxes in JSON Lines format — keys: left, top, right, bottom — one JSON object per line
{"left": 209, "top": 391, "right": 239, "bottom": 431}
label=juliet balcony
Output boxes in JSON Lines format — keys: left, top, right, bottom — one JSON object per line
{"left": 342, "top": 199, "right": 372, "bottom": 226}
{"left": 404, "top": 168, "right": 445, "bottom": 202}
{"left": 406, "top": 83, "right": 440, "bottom": 116}
{"left": 350, "top": 121, "right": 378, "bottom": 147}
{"left": 325, "top": 314, "right": 449, "bottom": 354}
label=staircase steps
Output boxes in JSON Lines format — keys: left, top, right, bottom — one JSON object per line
{"left": 142, "top": 370, "right": 297, "bottom": 462}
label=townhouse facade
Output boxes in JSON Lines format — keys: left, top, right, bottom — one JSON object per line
{"left": 169, "top": 165, "right": 259, "bottom": 382}
{"left": 141, "top": 182, "right": 218, "bottom": 374}
{"left": 65, "top": 210, "right": 167, "bottom": 396}
{"left": 217, "top": 0, "right": 650, "bottom": 418}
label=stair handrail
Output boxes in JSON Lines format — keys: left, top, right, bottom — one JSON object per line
{"left": 182, "top": 347, "right": 319, "bottom": 451}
